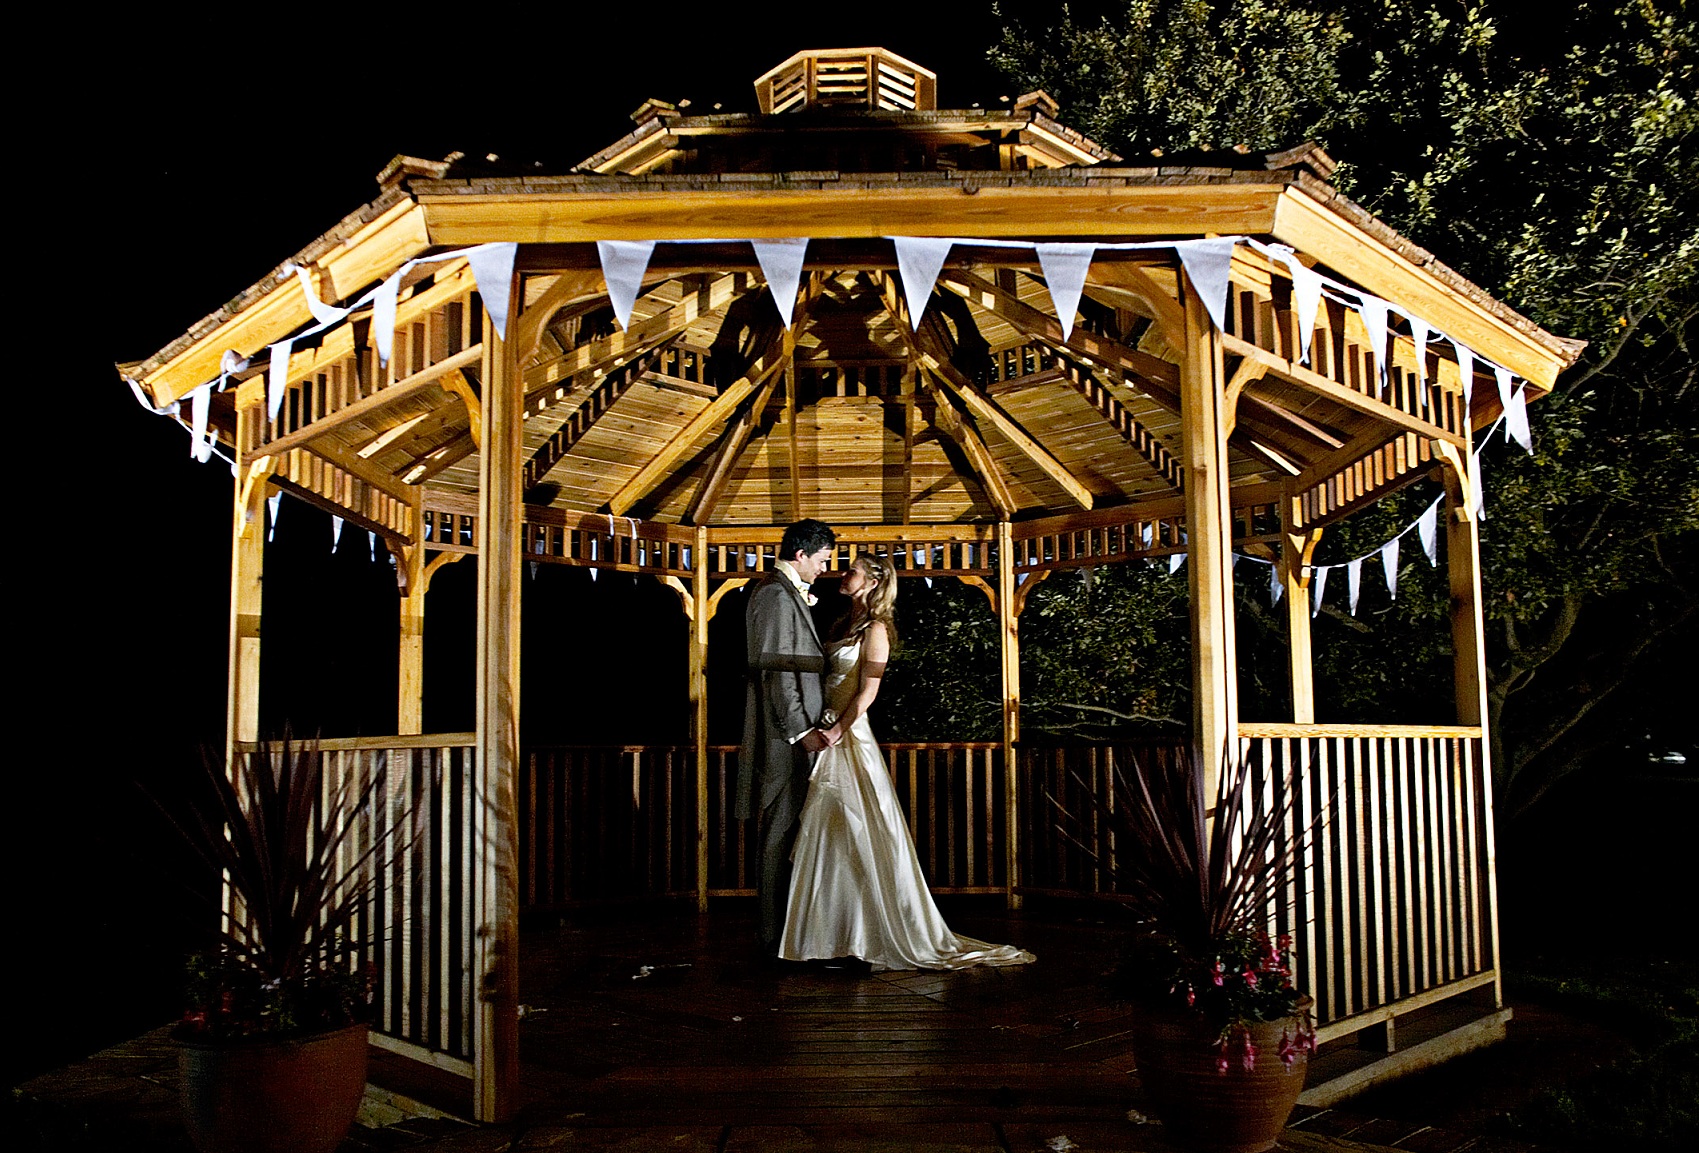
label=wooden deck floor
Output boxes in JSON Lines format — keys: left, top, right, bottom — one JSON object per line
{"left": 504, "top": 900, "right": 1143, "bottom": 1132}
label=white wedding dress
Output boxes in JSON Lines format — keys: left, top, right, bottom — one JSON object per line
{"left": 778, "top": 636, "right": 1036, "bottom": 971}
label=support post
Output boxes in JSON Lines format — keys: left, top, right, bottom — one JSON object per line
{"left": 692, "top": 525, "right": 711, "bottom": 912}
{"left": 1441, "top": 444, "right": 1503, "bottom": 1008}
{"left": 226, "top": 402, "right": 269, "bottom": 770}
{"left": 398, "top": 489, "right": 426, "bottom": 735}
{"left": 473, "top": 285, "right": 522, "bottom": 1123}
{"left": 1180, "top": 276, "right": 1239, "bottom": 795}
{"left": 1280, "top": 484, "right": 1317, "bottom": 723}
{"left": 996, "top": 520, "right": 1022, "bottom": 909}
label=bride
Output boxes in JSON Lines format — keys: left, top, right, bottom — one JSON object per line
{"left": 778, "top": 553, "right": 1035, "bottom": 972}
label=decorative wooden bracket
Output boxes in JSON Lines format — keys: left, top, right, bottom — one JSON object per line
{"left": 441, "top": 369, "right": 482, "bottom": 449}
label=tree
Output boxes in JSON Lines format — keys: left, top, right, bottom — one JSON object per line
{"left": 989, "top": 0, "right": 1698, "bottom": 816}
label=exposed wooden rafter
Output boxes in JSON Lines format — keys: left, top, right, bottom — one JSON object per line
{"left": 523, "top": 349, "right": 668, "bottom": 491}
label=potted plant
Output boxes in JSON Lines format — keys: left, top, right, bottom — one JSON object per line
{"left": 1058, "top": 749, "right": 1320, "bottom": 1153}
{"left": 158, "top": 738, "right": 408, "bottom": 1153}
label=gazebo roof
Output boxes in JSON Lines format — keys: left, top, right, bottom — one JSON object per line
{"left": 124, "top": 47, "right": 1582, "bottom": 538}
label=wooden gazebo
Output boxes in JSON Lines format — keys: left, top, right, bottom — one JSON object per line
{"left": 124, "top": 48, "right": 1581, "bottom": 1121}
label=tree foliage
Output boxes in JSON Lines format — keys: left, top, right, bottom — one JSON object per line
{"left": 986, "top": 0, "right": 1698, "bottom": 814}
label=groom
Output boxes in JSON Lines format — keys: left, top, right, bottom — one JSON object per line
{"left": 736, "top": 518, "right": 837, "bottom": 955}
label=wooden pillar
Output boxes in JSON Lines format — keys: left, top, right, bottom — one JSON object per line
{"left": 996, "top": 520, "right": 1022, "bottom": 910}
{"left": 473, "top": 285, "right": 522, "bottom": 1123}
{"left": 1440, "top": 444, "right": 1503, "bottom": 1006}
{"left": 1180, "top": 278, "right": 1239, "bottom": 795}
{"left": 398, "top": 490, "right": 426, "bottom": 735}
{"left": 1280, "top": 484, "right": 1317, "bottom": 723}
{"left": 692, "top": 525, "right": 711, "bottom": 912}
{"left": 226, "top": 399, "right": 269, "bottom": 769}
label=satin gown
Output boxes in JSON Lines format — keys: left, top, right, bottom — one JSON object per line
{"left": 778, "top": 637, "right": 1036, "bottom": 971}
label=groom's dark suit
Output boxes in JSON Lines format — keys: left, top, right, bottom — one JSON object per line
{"left": 737, "top": 568, "right": 827, "bottom": 950}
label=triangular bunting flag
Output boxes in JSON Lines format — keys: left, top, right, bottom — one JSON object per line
{"left": 1017, "top": 572, "right": 1029, "bottom": 587}
{"left": 331, "top": 516, "right": 344, "bottom": 548}
{"left": 1470, "top": 450, "right": 1485, "bottom": 519}
{"left": 268, "top": 339, "right": 293, "bottom": 421}
{"left": 924, "top": 576, "right": 933, "bottom": 588}
{"left": 1454, "top": 342, "right": 1476, "bottom": 410}
{"left": 530, "top": 561, "right": 539, "bottom": 580}
{"left": 1174, "top": 238, "right": 1239, "bottom": 333}
{"left": 1354, "top": 294, "right": 1390, "bottom": 392}
{"left": 589, "top": 567, "right": 598, "bottom": 582}
{"left": 369, "top": 530, "right": 378, "bottom": 562}
{"left": 267, "top": 493, "right": 281, "bottom": 542}
{"left": 292, "top": 264, "right": 350, "bottom": 327}
{"left": 892, "top": 237, "right": 953, "bottom": 330}
{"left": 189, "top": 384, "right": 213, "bottom": 462}
{"left": 1273, "top": 250, "right": 1324, "bottom": 365}
{"left": 373, "top": 269, "right": 401, "bottom": 367}
{"left": 1034, "top": 243, "right": 1096, "bottom": 342}
{"left": 1418, "top": 501, "right": 1439, "bottom": 566}
{"left": 1408, "top": 315, "right": 1431, "bottom": 410}
{"left": 1381, "top": 537, "right": 1400, "bottom": 600}
{"left": 467, "top": 242, "right": 520, "bottom": 339}
{"left": 1269, "top": 561, "right": 1284, "bottom": 606}
{"left": 751, "top": 238, "right": 809, "bottom": 328}
{"left": 1310, "top": 566, "right": 1329, "bottom": 618}
{"left": 1347, "top": 558, "right": 1363, "bottom": 615}
{"left": 1140, "top": 523, "right": 1154, "bottom": 550}
{"left": 1495, "top": 368, "right": 1532, "bottom": 452}
{"left": 596, "top": 240, "right": 658, "bottom": 331}
{"left": 1168, "top": 552, "right": 1186, "bottom": 574}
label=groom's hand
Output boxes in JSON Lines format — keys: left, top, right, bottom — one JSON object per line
{"left": 799, "top": 729, "right": 830, "bottom": 753}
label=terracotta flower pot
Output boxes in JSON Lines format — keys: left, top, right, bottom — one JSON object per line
{"left": 178, "top": 1023, "right": 369, "bottom": 1153}
{"left": 1130, "top": 1001, "right": 1310, "bottom": 1153}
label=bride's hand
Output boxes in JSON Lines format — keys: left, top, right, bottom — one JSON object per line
{"left": 820, "top": 724, "right": 843, "bottom": 746}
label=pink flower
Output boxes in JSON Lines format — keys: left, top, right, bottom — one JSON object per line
{"left": 1279, "top": 1029, "right": 1299, "bottom": 1069}
{"left": 1211, "top": 960, "right": 1225, "bottom": 987}
{"left": 1185, "top": 985, "right": 1196, "bottom": 1007}
{"left": 1216, "top": 1038, "right": 1231, "bottom": 1075}
{"left": 1240, "top": 1030, "right": 1258, "bottom": 1072}
{"left": 1243, "top": 968, "right": 1258, "bottom": 989}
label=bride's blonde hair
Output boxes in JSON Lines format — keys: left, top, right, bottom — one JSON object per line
{"left": 845, "top": 552, "right": 899, "bottom": 647}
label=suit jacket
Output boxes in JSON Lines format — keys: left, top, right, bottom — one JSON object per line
{"left": 735, "top": 572, "right": 827, "bottom": 820}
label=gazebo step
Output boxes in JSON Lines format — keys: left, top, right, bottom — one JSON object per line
{"left": 1299, "top": 1004, "right": 1513, "bottom": 1107}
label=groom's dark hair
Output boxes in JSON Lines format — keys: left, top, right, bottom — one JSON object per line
{"left": 780, "top": 519, "right": 836, "bottom": 561}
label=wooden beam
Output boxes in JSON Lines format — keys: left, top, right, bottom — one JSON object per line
{"left": 605, "top": 344, "right": 791, "bottom": 516}
{"left": 402, "top": 432, "right": 478, "bottom": 485}
{"left": 440, "top": 369, "right": 482, "bottom": 449}
{"left": 398, "top": 488, "right": 426, "bottom": 736}
{"left": 515, "top": 269, "right": 606, "bottom": 365}
{"left": 299, "top": 438, "right": 419, "bottom": 508}
{"left": 523, "top": 349, "right": 668, "bottom": 492}
{"left": 919, "top": 353, "right": 1094, "bottom": 509}
{"left": 226, "top": 445, "right": 270, "bottom": 772}
{"left": 241, "top": 344, "right": 483, "bottom": 465}
{"left": 1236, "top": 388, "right": 1348, "bottom": 450}
{"left": 1180, "top": 277, "right": 1239, "bottom": 797}
{"left": 524, "top": 273, "right": 745, "bottom": 393}
{"left": 1052, "top": 357, "right": 1184, "bottom": 491}
{"left": 997, "top": 519, "right": 1022, "bottom": 911}
{"left": 938, "top": 268, "right": 1182, "bottom": 402}
{"left": 920, "top": 378, "right": 1015, "bottom": 516}
{"left": 1223, "top": 333, "right": 1467, "bottom": 448}
{"left": 1086, "top": 261, "right": 1186, "bottom": 346}
{"left": 472, "top": 270, "right": 522, "bottom": 1124}
{"left": 1281, "top": 485, "right": 1318, "bottom": 723}
{"left": 784, "top": 329, "right": 802, "bottom": 523}
{"left": 1223, "top": 358, "right": 1265, "bottom": 436}
{"left": 687, "top": 367, "right": 782, "bottom": 524}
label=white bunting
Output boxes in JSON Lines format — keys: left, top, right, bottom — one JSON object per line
{"left": 1497, "top": 369, "right": 1532, "bottom": 452}
{"left": 751, "top": 238, "right": 809, "bottom": 328}
{"left": 530, "top": 561, "right": 539, "bottom": 580}
{"left": 331, "top": 516, "right": 344, "bottom": 548}
{"left": 466, "top": 242, "right": 520, "bottom": 339}
{"left": 1381, "top": 537, "right": 1400, "bottom": 600}
{"left": 1270, "top": 248, "right": 1324, "bottom": 365}
{"left": 268, "top": 339, "right": 293, "bottom": 421}
{"left": 1017, "top": 572, "right": 1029, "bottom": 587}
{"left": 1354, "top": 294, "right": 1390, "bottom": 392}
{"left": 924, "top": 576, "right": 933, "bottom": 588}
{"left": 1407, "top": 315, "right": 1431, "bottom": 409}
{"left": 1168, "top": 552, "right": 1186, "bottom": 574}
{"left": 216, "top": 349, "right": 249, "bottom": 392}
{"left": 1470, "top": 450, "right": 1486, "bottom": 518}
{"left": 1268, "top": 561, "right": 1284, "bottom": 605}
{"left": 589, "top": 568, "right": 598, "bottom": 582}
{"left": 1140, "top": 523, "right": 1154, "bottom": 550}
{"left": 1174, "top": 238, "right": 1238, "bottom": 334}
{"left": 1347, "top": 558, "right": 1363, "bottom": 615}
{"left": 369, "top": 531, "right": 377, "bottom": 562}
{"left": 188, "top": 384, "right": 213, "bottom": 462}
{"left": 596, "top": 240, "right": 657, "bottom": 331}
{"left": 1418, "top": 501, "right": 1439, "bottom": 565}
{"left": 267, "top": 493, "right": 281, "bottom": 543}
{"left": 1310, "top": 566, "right": 1329, "bottom": 618}
{"left": 1454, "top": 342, "right": 1476, "bottom": 410}
{"left": 125, "top": 377, "right": 178, "bottom": 416}
{"left": 292, "top": 264, "right": 350, "bottom": 327}
{"left": 1034, "top": 243, "right": 1096, "bottom": 342}
{"left": 892, "top": 237, "right": 953, "bottom": 330}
